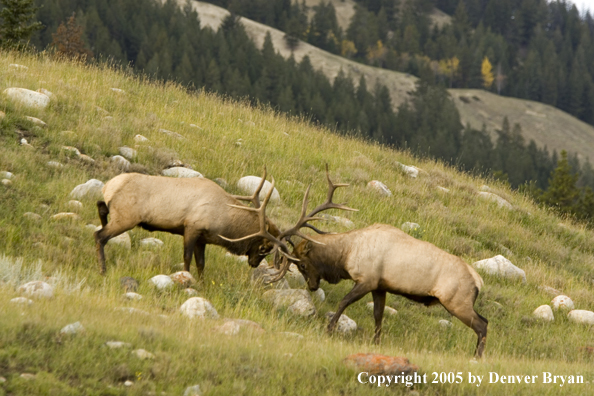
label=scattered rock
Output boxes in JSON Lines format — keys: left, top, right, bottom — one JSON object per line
{"left": 0, "top": 171, "right": 13, "bottom": 179}
{"left": 149, "top": 275, "right": 174, "bottom": 290}
{"left": 110, "top": 155, "right": 131, "bottom": 171}
{"left": 159, "top": 128, "right": 185, "bottom": 139}
{"left": 183, "top": 385, "right": 202, "bottom": 396}
{"left": 61, "top": 146, "right": 81, "bottom": 157}
{"left": 10, "top": 297, "right": 33, "bottom": 305}
{"left": 120, "top": 277, "right": 139, "bottom": 292}
{"left": 37, "top": 88, "right": 53, "bottom": 98}
{"left": 0, "top": 376, "right": 5, "bottom": 383}
{"left": 568, "top": 310, "right": 594, "bottom": 325}
{"left": 367, "top": 180, "right": 392, "bottom": 197}
{"left": 263, "top": 289, "right": 315, "bottom": 316}
{"left": 437, "top": 186, "right": 450, "bottom": 193}
{"left": 252, "top": 262, "right": 290, "bottom": 289}
{"left": 119, "top": 146, "right": 137, "bottom": 159}
{"left": 23, "top": 212, "right": 42, "bottom": 221}
{"left": 313, "top": 288, "right": 325, "bottom": 302}
{"left": 216, "top": 319, "right": 265, "bottom": 335}
{"left": 189, "top": 124, "right": 202, "bottom": 129}
{"left": 18, "top": 281, "right": 53, "bottom": 298}
{"left": 1, "top": 179, "right": 12, "bottom": 186}
{"left": 110, "top": 88, "right": 125, "bottom": 94}
{"left": 124, "top": 292, "right": 143, "bottom": 301}
{"left": 533, "top": 305, "right": 554, "bottom": 321}
{"left": 140, "top": 237, "right": 164, "bottom": 248}
{"left": 170, "top": 271, "right": 196, "bottom": 288}
{"left": 214, "top": 178, "right": 228, "bottom": 188}
{"left": 46, "top": 161, "right": 64, "bottom": 169}
{"left": 539, "top": 285, "right": 562, "bottom": 297}
{"left": 79, "top": 154, "right": 95, "bottom": 164}
{"left": 438, "top": 319, "right": 453, "bottom": 328}
{"left": 161, "top": 167, "right": 203, "bottom": 178}
{"left": 132, "top": 349, "right": 155, "bottom": 360}
{"left": 477, "top": 192, "right": 513, "bottom": 209}
{"left": 8, "top": 63, "right": 28, "bottom": 71}
{"left": 318, "top": 213, "right": 355, "bottom": 228}
{"left": 124, "top": 380, "right": 133, "bottom": 387}
{"left": 3, "top": 87, "right": 50, "bottom": 109}
{"left": 67, "top": 200, "right": 83, "bottom": 211}
{"left": 19, "top": 373, "right": 36, "bottom": 380}
{"left": 60, "top": 321, "right": 84, "bottom": 335}
{"left": 344, "top": 353, "right": 419, "bottom": 376}
{"left": 472, "top": 255, "right": 526, "bottom": 282}
{"left": 70, "top": 179, "right": 104, "bottom": 200}
{"left": 326, "top": 312, "right": 357, "bottom": 334}
{"left": 184, "top": 288, "right": 198, "bottom": 296}
{"left": 105, "top": 341, "right": 132, "bottom": 349}
{"left": 285, "top": 264, "right": 306, "bottom": 286}
{"left": 106, "top": 231, "right": 131, "bottom": 249}
{"left": 20, "top": 138, "right": 33, "bottom": 148}
{"left": 279, "top": 332, "right": 304, "bottom": 339}
{"left": 401, "top": 222, "right": 421, "bottom": 232}
{"left": 25, "top": 116, "right": 47, "bottom": 127}
{"left": 552, "top": 295, "right": 574, "bottom": 310}
{"left": 51, "top": 212, "right": 80, "bottom": 221}
{"left": 237, "top": 176, "right": 281, "bottom": 203}
{"left": 396, "top": 162, "right": 420, "bottom": 178}
{"left": 366, "top": 302, "right": 398, "bottom": 316}
{"left": 134, "top": 134, "right": 149, "bottom": 143}
{"left": 180, "top": 297, "right": 219, "bottom": 319}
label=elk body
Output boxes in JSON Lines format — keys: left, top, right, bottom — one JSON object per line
{"left": 228, "top": 166, "right": 488, "bottom": 358}
{"left": 94, "top": 171, "right": 280, "bottom": 275}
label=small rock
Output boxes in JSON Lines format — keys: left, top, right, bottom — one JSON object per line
{"left": 367, "top": 180, "right": 392, "bottom": 197}
{"left": 10, "top": 297, "right": 33, "bottom": 305}
{"left": 401, "top": 222, "right": 421, "bottom": 232}
{"left": 568, "top": 310, "right": 594, "bottom": 325}
{"left": 252, "top": 262, "right": 290, "bottom": 289}
{"left": 79, "top": 154, "right": 95, "bottom": 164}
{"left": 120, "top": 277, "right": 139, "bottom": 292}
{"left": 149, "top": 275, "right": 174, "bottom": 290}
{"left": 180, "top": 297, "right": 219, "bottom": 319}
{"left": 61, "top": 146, "right": 81, "bottom": 157}
{"left": 0, "top": 171, "right": 13, "bottom": 179}
{"left": 3, "top": 87, "right": 50, "bottom": 109}
{"left": 9, "top": 64, "right": 28, "bottom": 71}
{"left": 105, "top": 341, "right": 132, "bottom": 349}
{"left": 60, "top": 321, "right": 84, "bottom": 335}
{"left": 216, "top": 319, "right": 265, "bottom": 335}
{"left": 124, "top": 380, "right": 133, "bottom": 387}
{"left": 396, "top": 162, "right": 419, "bottom": 178}
{"left": 70, "top": 179, "right": 104, "bottom": 200}
{"left": 159, "top": 128, "right": 185, "bottom": 139}
{"left": 0, "top": 376, "right": 5, "bottom": 383}
{"left": 119, "top": 146, "right": 137, "bottom": 159}
{"left": 1, "top": 179, "right": 12, "bottom": 186}
{"left": 51, "top": 212, "right": 80, "bottom": 221}
{"left": 313, "top": 288, "right": 325, "bottom": 302}
{"left": 23, "top": 212, "right": 42, "bottom": 221}
{"left": 170, "top": 271, "right": 196, "bottom": 288}
{"left": 539, "top": 285, "right": 562, "bottom": 297}
{"left": 110, "top": 155, "right": 131, "bottom": 171}
{"left": 162, "top": 167, "right": 203, "bottom": 178}
{"left": 552, "top": 295, "right": 574, "bottom": 310}
{"left": 189, "top": 124, "right": 202, "bottom": 129}
{"left": 366, "top": 302, "right": 397, "bottom": 316}
{"left": 18, "top": 281, "right": 53, "bottom": 298}
{"left": 20, "top": 138, "right": 33, "bottom": 148}
{"left": 25, "top": 116, "right": 47, "bottom": 127}
{"left": 105, "top": 231, "right": 131, "bottom": 249}
{"left": 438, "top": 319, "right": 453, "bottom": 328}
{"left": 20, "top": 373, "right": 36, "bottom": 380}
{"left": 237, "top": 176, "right": 281, "bottom": 203}
{"left": 472, "top": 255, "right": 526, "bottom": 282}
{"left": 437, "top": 186, "right": 450, "bottom": 193}
{"left": 183, "top": 385, "right": 202, "bottom": 396}
{"left": 344, "top": 353, "right": 419, "bottom": 375}
{"left": 46, "top": 161, "right": 63, "bottom": 169}
{"left": 325, "top": 312, "right": 357, "bottom": 334}
{"left": 37, "top": 88, "right": 53, "bottom": 98}
{"left": 533, "top": 305, "right": 554, "bottom": 321}
{"left": 124, "top": 292, "right": 143, "bottom": 301}
{"left": 477, "top": 192, "right": 513, "bottom": 209}
{"left": 67, "top": 200, "right": 83, "bottom": 211}
{"left": 184, "top": 288, "right": 198, "bottom": 296}
{"left": 132, "top": 349, "right": 155, "bottom": 360}
{"left": 263, "top": 289, "right": 316, "bottom": 316}
{"left": 285, "top": 264, "right": 306, "bottom": 286}
{"left": 134, "top": 134, "right": 149, "bottom": 143}
{"left": 140, "top": 237, "right": 164, "bottom": 248}
{"left": 110, "top": 88, "right": 125, "bottom": 94}
{"left": 279, "top": 332, "right": 304, "bottom": 339}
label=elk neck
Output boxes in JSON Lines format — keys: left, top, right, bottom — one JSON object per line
{"left": 307, "top": 233, "right": 352, "bottom": 284}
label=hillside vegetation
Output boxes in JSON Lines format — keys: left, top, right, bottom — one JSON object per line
{"left": 1, "top": 51, "right": 594, "bottom": 395}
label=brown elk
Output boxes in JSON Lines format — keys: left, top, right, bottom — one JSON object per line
{"left": 226, "top": 168, "right": 488, "bottom": 358}
{"left": 94, "top": 169, "right": 280, "bottom": 275}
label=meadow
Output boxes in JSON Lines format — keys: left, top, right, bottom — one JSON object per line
{"left": 1, "top": 51, "right": 594, "bottom": 395}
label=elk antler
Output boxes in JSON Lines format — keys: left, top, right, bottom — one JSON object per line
{"left": 231, "top": 167, "right": 267, "bottom": 208}
{"left": 270, "top": 164, "right": 358, "bottom": 282}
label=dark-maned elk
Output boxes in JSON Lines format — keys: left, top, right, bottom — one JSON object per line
{"left": 226, "top": 167, "right": 488, "bottom": 358}
{"left": 94, "top": 169, "right": 280, "bottom": 275}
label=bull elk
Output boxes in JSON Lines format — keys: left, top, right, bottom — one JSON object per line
{"left": 227, "top": 166, "right": 488, "bottom": 358}
{"left": 94, "top": 169, "right": 280, "bottom": 275}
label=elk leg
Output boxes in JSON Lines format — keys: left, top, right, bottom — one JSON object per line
{"left": 441, "top": 300, "right": 488, "bottom": 358}
{"left": 183, "top": 232, "right": 200, "bottom": 273}
{"left": 94, "top": 219, "right": 135, "bottom": 275}
{"left": 97, "top": 201, "right": 109, "bottom": 227}
{"left": 193, "top": 241, "right": 206, "bottom": 277}
{"left": 372, "top": 290, "right": 386, "bottom": 344}
{"left": 328, "top": 282, "right": 372, "bottom": 334}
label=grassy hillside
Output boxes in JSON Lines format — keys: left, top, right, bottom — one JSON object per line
{"left": 188, "top": 0, "right": 594, "bottom": 160}
{"left": 1, "top": 51, "right": 594, "bottom": 395}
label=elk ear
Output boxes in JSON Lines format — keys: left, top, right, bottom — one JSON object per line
{"left": 302, "top": 241, "right": 312, "bottom": 255}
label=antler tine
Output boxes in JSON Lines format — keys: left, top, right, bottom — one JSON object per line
{"left": 231, "top": 166, "right": 267, "bottom": 208}
{"left": 266, "top": 255, "right": 292, "bottom": 283}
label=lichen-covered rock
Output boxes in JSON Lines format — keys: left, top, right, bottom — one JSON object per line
{"left": 18, "top": 281, "right": 53, "bottom": 298}
{"left": 149, "top": 275, "right": 174, "bottom": 290}
{"left": 263, "top": 289, "right": 315, "bottom": 316}
{"left": 472, "top": 255, "right": 526, "bottom": 282}
{"left": 325, "top": 312, "right": 357, "bottom": 334}
{"left": 180, "top": 297, "right": 219, "bottom": 319}
{"left": 477, "top": 192, "right": 513, "bottom": 209}
{"left": 237, "top": 176, "right": 281, "bottom": 203}
{"left": 162, "top": 167, "right": 203, "bottom": 178}
{"left": 568, "top": 310, "right": 594, "bottom": 325}
{"left": 3, "top": 88, "right": 50, "bottom": 109}
{"left": 533, "top": 305, "right": 554, "bottom": 321}
{"left": 552, "top": 295, "right": 574, "bottom": 310}
{"left": 170, "top": 271, "right": 196, "bottom": 288}
{"left": 343, "top": 353, "right": 419, "bottom": 375}
{"left": 70, "top": 179, "right": 104, "bottom": 200}
{"left": 367, "top": 180, "right": 392, "bottom": 196}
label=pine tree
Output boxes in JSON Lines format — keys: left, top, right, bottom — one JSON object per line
{"left": 541, "top": 150, "right": 580, "bottom": 215}
{"left": 0, "top": 0, "right": 43, "bottom": 49}
{"left": 51, "top": 14, "right": 93, "bottom": 59}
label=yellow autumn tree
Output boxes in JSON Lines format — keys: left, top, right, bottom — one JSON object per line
{"left": 481, "top": 56, "right": 494, "bottom": 89}
{"left": 438, "top": 56, "right": 459, "bottom": 86}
